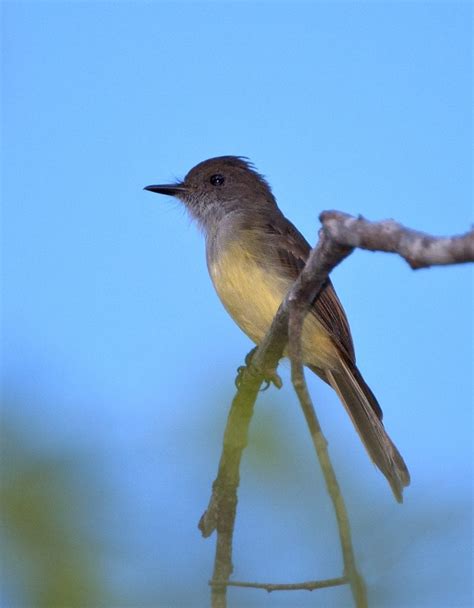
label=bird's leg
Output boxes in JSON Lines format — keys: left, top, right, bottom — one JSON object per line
{"left": 235, "top": 347, "right": 283, "bottom": 391}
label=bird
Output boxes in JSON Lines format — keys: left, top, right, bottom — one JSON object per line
{"left": 145, "top": 155, "right": 410, "bottom": 501}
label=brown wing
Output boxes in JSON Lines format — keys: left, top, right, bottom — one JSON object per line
{"left": 262, "top": 216, "right": 384, "bottom": 421}
{"left": 258, "top": 215, "right": 355, "bottom": 362}
{"left": 258, "top": 216, "right": 400, "bottom": 490}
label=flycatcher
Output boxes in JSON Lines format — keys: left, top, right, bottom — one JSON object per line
{"left": 145, "top": 156, "right": 409, "bottom": 502}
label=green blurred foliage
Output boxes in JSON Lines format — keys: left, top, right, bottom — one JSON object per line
{"left": 0, "top": 414, "right": 107, "bottom": 608}
{"left": 1, "top": 385, "right": 471, "bottom": 608}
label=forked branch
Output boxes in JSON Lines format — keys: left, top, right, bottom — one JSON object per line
{"left": 199, "top": 213, "right": 473, "bottom": 608}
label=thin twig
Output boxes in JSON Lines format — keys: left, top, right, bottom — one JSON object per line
{"left": 288, "top": 289, "right": 367, "bottom": 606}
{"left": 199, "top": 318, "right": 289, "bottom": 608}
{"left": 288, "top": 231, "right": 367, "bottom": 608}
{"left": 210, "top": 576, "right": 348, "bottom": 592}
{"left": 198, "top": 369, "right": 262, "bottom": 608}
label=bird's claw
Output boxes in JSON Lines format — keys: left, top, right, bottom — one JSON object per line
{"left": 262, "top": 370, "right": 283, "bottom": 390}
{"left": 235, "top": 365, "right": 246, "bottom": 389}
{"left": 234, "top": 348, "right": 282, "bottom": 391}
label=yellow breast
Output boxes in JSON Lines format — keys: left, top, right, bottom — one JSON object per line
{"left": 208, "top": 241, "right": 339, "bottom": 369}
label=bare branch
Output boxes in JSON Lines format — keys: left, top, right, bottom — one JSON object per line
{"left": 199, "top": 230, "right": 355, "bottom": 607}
{"left": 320, "top": 211, "right": 474, "bottom": 269}
{"left": 198, "top": 367, "right": 263, "bottom": 608}
{"left": 201, "top": 212, "right": 472, "bottom": 608}
{"left": 287, "top": 244, "right": 367, "bottom": 607}
{"left": 210, "top": 576, "right": 348, "bottom": 592}
{"left": 198, "top": 331, "right": 290, "bottom": 607}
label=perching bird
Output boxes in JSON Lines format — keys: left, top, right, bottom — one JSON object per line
{"left": 145, "top": 156, "right": 410, "bottom": 501}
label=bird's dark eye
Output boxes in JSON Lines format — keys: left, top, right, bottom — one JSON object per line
{"left": 210, "top": 174, "right": 225, "bottom": 186}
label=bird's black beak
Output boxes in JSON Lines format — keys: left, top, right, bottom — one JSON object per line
{"left": 143, "top": 183, "right": 187, "bottom": 196}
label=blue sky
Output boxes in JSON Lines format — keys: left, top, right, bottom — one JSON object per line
{"left": 2, "top": 2, "right": 472, "bottom": 607}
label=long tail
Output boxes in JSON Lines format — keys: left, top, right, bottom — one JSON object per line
{"left": 315, "top": 358, "right": 410, "bottom": 502}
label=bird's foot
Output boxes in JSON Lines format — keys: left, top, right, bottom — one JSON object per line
{"left": 235, "top": 347, "right": 282, "bottom": 391}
